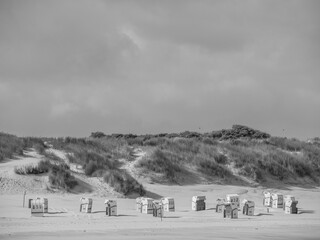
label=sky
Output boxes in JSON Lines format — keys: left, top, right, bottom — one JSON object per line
{"left": 0, "top": 0, "right": 319, "bottom": 139}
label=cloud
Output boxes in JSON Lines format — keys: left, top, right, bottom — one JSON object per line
{"left": 0, "top": 0, "right": 319, "bottom": 138}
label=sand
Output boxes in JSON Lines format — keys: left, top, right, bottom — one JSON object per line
{"left": 1, "top": 149, "right": 320, "bottom": 239}
{"left": 1, "top": 184, "right": 320, "bottom": 240}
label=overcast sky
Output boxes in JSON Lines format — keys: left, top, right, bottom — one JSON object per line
{"left": 0, "top": 0, "right": 319, "bottom": 139}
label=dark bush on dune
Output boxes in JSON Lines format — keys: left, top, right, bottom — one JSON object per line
{"left": 48, "top": 163, "right": 77, "bottom": 191}
{"left": 14, "top": 160, "right": 51, "bottom": 175}
{"left": 208, "top": 125, "right": 270, "bottom": 140}
{"left": 90, "top": 131, "right": 106, "bottom": 138}
{"left": 0, "top": 132, "right": 25, "bottom": 161}
{"left": 103, "top": 169, "right": 145, "bottom": 196}
{"left": 84, "top": 161, "right": 99, "bottom": 176}
{"left": 33, "top": 143, "right": 46, "bottom": 154}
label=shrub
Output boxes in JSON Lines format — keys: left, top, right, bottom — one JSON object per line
{"left": 84, "top": 161, "right": 99, "bottom": 176}
{"left": 90, "top": 131, "right": 106, "bottom": 138}
{"left": 103, "top": 169, "right": 145, "bottom": 196}
{"left": 209, "top": 125, "right": 270, "bottom": 140}
{"left": 14, "top": 160, "right": 52, "bottom": 175}
{"left": 0, "top": 132, "right": 25, "bottom": 161}
{"left": 34, "top": 143, "right": 45, "bottom": 154}
{"left": 48, "top": 164, "right": 77, "bottom": 191}
{"left": 214, "top": 153, "right": 228, "bottom": 165}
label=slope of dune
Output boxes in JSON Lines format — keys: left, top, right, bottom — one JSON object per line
{"left": 1, "top": 129, "right": 320, "bottom": 239}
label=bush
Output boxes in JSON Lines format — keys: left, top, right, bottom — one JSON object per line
{"left": 48, "top": 164, "right": 77, "bottom": 191}
{"left": 214, "top": 153, "right": 228, "bottom": 165}
{"left": 34, "top": 143, "right": 45, "bottom": 154}
{"left": 84, "top": 161, "right": 99, "bottom": 176}
{"left": 90, "top": 131, "right": 106, "bottom": 138}
{"left": 103, "top": 169, "right": 145, "bottom": 196}
{"left": 0, "top": 132, "right": 25, "bottom": 161}
{"left": 14, "top": 160, "right": 52, "bottom": 175}
{"left": 209, "top": 125, "right": 270, "bottom": 140}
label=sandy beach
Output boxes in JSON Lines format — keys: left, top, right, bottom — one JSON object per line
{"left": 1, "top": 183, "right": 319, "bottom": 240}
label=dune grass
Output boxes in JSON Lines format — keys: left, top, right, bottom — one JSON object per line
{"left": 0, "top": 132, "right": 25, "bottom": 161}
{"left": 103, "top": 169, "right": 146, "bottom": 196}
{"left": 135, "top": 135, "right": 320, "bottom": 184}
{"left": 3, "top": 126, "right": 320, "bottom": 189}
{"left": 221, "top": 140, "right": 319, "bottom": 182}
{"left": 137, "top": 149, "right": 183, "bottom": 182}
{"left": 48, "top": 137, "right": 146, "bottom": 196}
{"left": 48, "top": 163, "right": 78, "bottom": 191}
{"left": 14, "top": 160, "right": 51, "bottom": 175}
{"left": 136, "top": 139, "right": 233, "bottom": 183}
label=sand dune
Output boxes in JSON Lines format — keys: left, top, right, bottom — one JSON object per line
{"left": 1, "top": 150, "right": 320, "bottom": 239}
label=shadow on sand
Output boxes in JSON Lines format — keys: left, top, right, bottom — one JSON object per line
{"left": 69, "top": 178, "right": 93, "bottom": 194}
{"left": 299, "top": 210, "right": 315, "bottom": 214}
{"left": 91, "top": 211, "right": 106, "bottom": 214}
{"left": 47, "top": 211, "right": 68, "bottom": 214}
{"left": 206, "top": 208, "right": 216, "bottom": 211}
{"left": 117, "top": 214, "right": 138, "bottom": 217}
{"left": 255, "top": 213, "right": 273, "bottom": 216}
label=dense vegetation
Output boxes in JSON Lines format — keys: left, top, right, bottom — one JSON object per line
{"left": 0, "top": 132, "right": 25, "bottom": 161}
{"left": 52, "top": 137, "right": 146, "bottom": 196}
{"left": 1, "top": 125, "right": 320, "bottom": 191}
{"left": 48, "top": 162, "right": 78, "bottom": 191}
{"left": 14, "top": 160, "right": 52, "bottom": 175}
